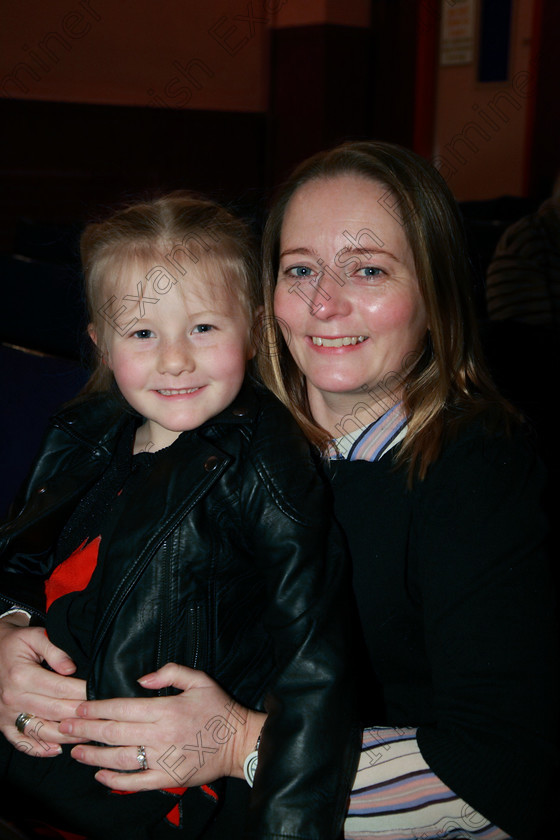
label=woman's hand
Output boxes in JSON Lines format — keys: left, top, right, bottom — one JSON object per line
{"left": 0, "top": 616, "right": 87, "bottom": 755}
{"left": 59, "top": 663, "right": 266, "bottom": 791}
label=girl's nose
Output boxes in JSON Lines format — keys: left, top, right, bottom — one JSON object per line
{"left": 157, "top": 338, "right": 195, "bottom": 374}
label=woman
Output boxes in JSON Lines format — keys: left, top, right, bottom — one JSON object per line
{"left": 256, "top": 142, "right": 557, "bottom": 839}
{"left": 1, "top": 142, "right": 557, "bottom": 839}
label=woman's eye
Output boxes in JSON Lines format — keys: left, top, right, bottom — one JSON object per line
{"left": 288, "top": 266, "right": 315, "bottom": 278}
{"left": 133, "top": 329, "right": 154, "bottom": 339}
{"left": 357, "top": 266, "right": 384, "bottom": 278}
{"left": 192, "top": 324, "right": 214, "bottom": 334}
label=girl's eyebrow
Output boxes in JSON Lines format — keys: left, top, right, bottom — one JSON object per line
{"left": 188, "top": 310, "right": 222, "bottom": 319}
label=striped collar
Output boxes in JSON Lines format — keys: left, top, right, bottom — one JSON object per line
{"left": 328, "top": 402, "right": 407, "bottom": 462}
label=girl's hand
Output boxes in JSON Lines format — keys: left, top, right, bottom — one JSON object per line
{"left": 59, "top": 663, "right": 266, "bottom": 792}
{"left": 0, "top": 617, "right": 87, "bottom": 755}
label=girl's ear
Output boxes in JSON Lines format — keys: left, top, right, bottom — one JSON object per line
{"left": 87, "top": 323, "right": 98, "bottom": 347}
{"left": 88, "top": 323, "right": 110, "bottom": 367}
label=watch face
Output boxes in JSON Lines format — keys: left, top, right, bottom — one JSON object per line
{"left": 243, "top": 751, "right": 259, "bottom": 787}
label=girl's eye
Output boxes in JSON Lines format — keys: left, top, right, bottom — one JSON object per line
{"left": 192, "top": 324, "right": 214, "bottom": 334}
{"left": 133, "top": 329, "right": 154, "bottom": 339}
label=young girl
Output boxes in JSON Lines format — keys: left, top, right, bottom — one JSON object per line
{"left": 0, "top": 194, "right": 358, "bottom": 839}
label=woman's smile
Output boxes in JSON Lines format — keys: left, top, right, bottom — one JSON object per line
{"left": 310, "top": 335, "right": 367, "bottom": 347}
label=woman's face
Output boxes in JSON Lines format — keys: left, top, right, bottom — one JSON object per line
{"left": 273, "top": 175, "right": 428, "bottom": 434}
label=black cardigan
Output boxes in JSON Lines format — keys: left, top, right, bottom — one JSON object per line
{"left": 329, "top": 420, "right": 558, "bottom": 840}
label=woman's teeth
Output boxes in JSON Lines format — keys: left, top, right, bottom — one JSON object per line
{"left": 311, "top": 336, "right": 366, "bottom": 347}
{"left": 157, "top": 388, "right": 200, "bottom": 395}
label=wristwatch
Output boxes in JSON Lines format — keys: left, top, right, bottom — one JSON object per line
{"left": 243, "top": 735, "right": 261, "bottom": 787}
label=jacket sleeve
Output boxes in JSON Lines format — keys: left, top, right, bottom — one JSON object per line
{"left": 0, "top": 425, "right": 62, "bottom": 619}
{"left": 238, "top": 405, "right": 360, "bottom": 840}
{"left": 0, "top": 408, "right": 111, "bottom": 619}
{"left": 414, "top": 429, "right": 558, "bottom": 840}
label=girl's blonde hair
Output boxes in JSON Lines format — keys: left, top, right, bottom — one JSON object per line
{"left": 258, "top": 141, "right": 518, "bottom": 481}
{"left": 81, "top": 192, "right": 260, "bottom": 392}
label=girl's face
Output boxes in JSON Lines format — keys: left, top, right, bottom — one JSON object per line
{"left": 91, "top": 264, "right": 254, "bottom": 452}
{"left": 273, "top": 175, "right": 428, "bottom": 435}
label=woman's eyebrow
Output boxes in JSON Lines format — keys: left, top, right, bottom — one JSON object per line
{"left": 340, "top": 246, "right": 400, "bottom": 262}
{"left": 280, "top": 245, "right": 402, "bottom": 262}
{"left": 279, "top": 247, "right": 318, "bottom": 259}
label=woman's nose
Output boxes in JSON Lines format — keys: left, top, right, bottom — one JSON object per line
{"left": 308, "top": 275, "right": 352, "bottom": 320}
{"left": 157, "top": 338, "right": 195, "bottom": 374}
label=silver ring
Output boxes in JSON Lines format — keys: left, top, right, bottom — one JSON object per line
{"left": 15, "top": 712, "right": 35, "bottom": 734}
{"left": 136, "top": 745, "right": 148, "bottom": 771}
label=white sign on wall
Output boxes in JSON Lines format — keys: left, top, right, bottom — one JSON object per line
{"left": 440, "top": 0, "right": 476, "bottom": 66}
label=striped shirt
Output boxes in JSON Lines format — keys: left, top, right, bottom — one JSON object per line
{"left": 329, "top": 402, "right": 407, "bottom": 462}
{"left": 486, "top": 197, "right": 560, "bottom": 327}
{"left": 331, "top": 412, "right": 510, "bottom": 840}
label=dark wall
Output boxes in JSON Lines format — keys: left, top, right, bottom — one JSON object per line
{"left": 0, "top": 98, "right": 268, "bottom": 251}
{"left": 268, "top": 7, "right": 420, "bottom": 185}
{"left": 268, "top": 24, "right": 376, "bottom": 184}
{"left": 529, "top": 0, "right": 560, "bottom": 198}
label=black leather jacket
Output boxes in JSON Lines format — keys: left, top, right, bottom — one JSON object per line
{"left": 0, "top": 383, "right": 359, "bottom": 840}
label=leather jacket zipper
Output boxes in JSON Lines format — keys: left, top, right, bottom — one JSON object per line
{"left": 188, "top": 603, "right": 201, "bottom": 669}
{"left": 158, "top": 539, "right": 170, "bottom": 671}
